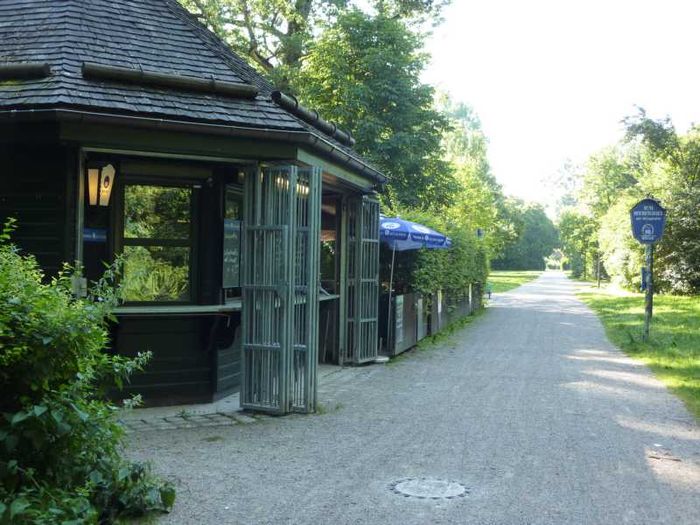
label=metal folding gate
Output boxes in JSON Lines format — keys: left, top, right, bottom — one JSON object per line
{"left": 344, "top": 195, "right": 380, "bottom": 364}
{"left": 241, "top": 165, "right": 321, "bottom": 414}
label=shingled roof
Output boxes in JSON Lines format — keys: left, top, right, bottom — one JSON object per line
{"left": 0, "top": 0, "right": 385, "bottom": 183}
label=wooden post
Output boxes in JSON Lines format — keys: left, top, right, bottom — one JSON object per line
{"left": 643, "top": 244, "right": 654, "bottom": 341}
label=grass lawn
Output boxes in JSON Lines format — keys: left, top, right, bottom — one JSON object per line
{"left": 576, "top": 283, "right": 700, "bottom": 420}
{"left": 488, "top": 270, "right": 542, "bottom": 293}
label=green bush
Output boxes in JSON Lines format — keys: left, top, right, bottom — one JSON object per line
{"left": 0, "top": 221, "right": 174, "bottom": 524}
{"left": 598, "top": 195, "right": 644, "bottom": 289}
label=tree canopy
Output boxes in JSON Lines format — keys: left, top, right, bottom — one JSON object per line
{"left": 180, "top": 0, "right": 446, "bottom": 88}
{"left": 492, "top": 201, "right": 559, "bottom": 271}
{"left": 297, "top": 9, "right": 457, "bottom": 209}
{"left": 557, "top": 109, "right": 700, "bottom": 294}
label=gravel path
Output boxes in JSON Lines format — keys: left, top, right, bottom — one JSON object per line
{"left": 128, "top": 272, "right": 699, "bottom": 524}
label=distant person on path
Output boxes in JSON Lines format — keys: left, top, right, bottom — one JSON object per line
{"left": 486, "top": 282, "right": 493, "bottom": 299}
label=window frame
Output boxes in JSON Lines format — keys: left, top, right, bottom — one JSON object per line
{"left": 115, "top": 176, "right": 200, "bottom": 306}
{"left": 222, "top": 181, "right": 244, "bottom": 301}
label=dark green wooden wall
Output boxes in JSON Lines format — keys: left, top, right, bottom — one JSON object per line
{"left": 112, "top": 317, "right": 213, "bottom": 405}
{"left": 0, "top": 136, "right": 74, "bottom": 275}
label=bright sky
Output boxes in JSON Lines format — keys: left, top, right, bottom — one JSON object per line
{"left": 423, "top": 0, "right": 700, "bottom": 204}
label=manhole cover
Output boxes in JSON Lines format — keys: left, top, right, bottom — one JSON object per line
{"left": 389, "top": 477, "right": 468, "bottom": 500}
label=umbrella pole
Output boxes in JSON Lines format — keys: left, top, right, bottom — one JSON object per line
{"left": 387, "top": 244, "right": 396, "bottom": 353}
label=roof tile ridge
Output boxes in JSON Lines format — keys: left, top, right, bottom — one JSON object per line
{"left": 50, "top": 0, "right": 80, "bottom": 99}
{"left": 161, "top": 0, "right": 276, "bottom": 95}
{"left": 109, "top": 0, "right": 143, "bottom": 69}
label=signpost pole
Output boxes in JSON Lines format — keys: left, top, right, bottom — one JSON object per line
{"left": 643, "top": 244, "right": 654, "bottom": 341}
{"left": 630, "top": 197, "right": 665, "bottom": 342}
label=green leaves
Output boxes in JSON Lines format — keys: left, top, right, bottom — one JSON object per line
{"left": 560, "top": 110, "right": 700, "bottom": 292}
{"left": 558, "top": 209, "right": 598, "bottom": 279}
{"left": 0, "top": 228, "right": 171, "bottom": 522}
{"left": 160, "top": 485, "right": 177, "bottom": 509}
{"left": 10, "top": 411, "right": 29, "bottom": 426}
{"left": 0, "top": 217, "right": 16, "bottom": 242}
{"left": 493, "top": 202, "right": 559, "bottom": 271}
{"left": 297, "top": 9, "right": 456, "bottom": 210}
{"left": 9, "top": 498, "right": 30, "bottom": 520}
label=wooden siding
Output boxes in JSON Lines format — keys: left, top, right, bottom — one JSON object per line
{"left": 0, "top": 141, "right": 73, "bottom": 275}
{"left": 213, "top": 313, "right": 242, "bottom": 399}
{"left": 113, "top": 317, "right": 214, "bottom": 406}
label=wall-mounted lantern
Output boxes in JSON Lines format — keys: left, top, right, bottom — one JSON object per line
{"left": 87, "top": 164, "right": 116, "bottom": 206}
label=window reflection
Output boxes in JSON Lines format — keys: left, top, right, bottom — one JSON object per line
{"left": 122, "top": 185, "right": 192, "bottom": 302}
{"left": 223, "top": 185, "right": 243, "bottom": 295}
{"left": 124, "top": 186, "right": 191, "bottom": 240}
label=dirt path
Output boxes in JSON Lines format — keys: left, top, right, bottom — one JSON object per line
{"left": 129, "top": 271, "right": 700, "bottom": 524}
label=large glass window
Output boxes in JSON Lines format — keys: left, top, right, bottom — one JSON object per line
{"left": 122, "top": 184, "right": 193, "bottom": 302}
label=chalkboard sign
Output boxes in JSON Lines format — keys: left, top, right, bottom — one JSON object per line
{"left": 223, "top": 219, "right": 241, "bottom": 288}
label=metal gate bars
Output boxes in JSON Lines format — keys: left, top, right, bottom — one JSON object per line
{"left": 345, "top": 195, "right": 380, "bottom": 364}
{"left": 241, "top": 165, "right": 321, "bottom": 414}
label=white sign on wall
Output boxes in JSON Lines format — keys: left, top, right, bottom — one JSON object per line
{"left": 395, "top": 295, "right": 404, "bottom": 344}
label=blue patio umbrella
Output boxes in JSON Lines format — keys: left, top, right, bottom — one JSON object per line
{"left": 379, "top": 216, "right": 452, "bottom": 251}
{"left": 379, "top": 216, "right": 451, "bottom": 346}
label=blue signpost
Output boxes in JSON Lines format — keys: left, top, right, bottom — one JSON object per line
{"left": 630, "top": 198, "right": 666, "bottom": 244}
{"left": 630, "top": 198, "right": 666, "bottom": 340}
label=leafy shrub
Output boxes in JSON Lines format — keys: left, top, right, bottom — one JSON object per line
{"left": 0, "top": 221, "right": 174, "bottom": 524}
{"left": 598, "top": 196, "right": 645, "bottom": 289}
{"left": 655, "top": 182, "right": 700, "bottom": 294}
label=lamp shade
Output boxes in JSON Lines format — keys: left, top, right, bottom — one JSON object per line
{"left": 87, "top": 168, "right": 100, "bottom": 206}
{"left": 98, "top": 164, "right": 115, "bottom": 206}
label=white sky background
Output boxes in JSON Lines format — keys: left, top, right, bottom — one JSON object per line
{"left": 423, "top": 0, "right": 700, "bottom": 205}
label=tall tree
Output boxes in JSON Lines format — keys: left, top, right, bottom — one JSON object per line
{"left": 624, "top": 110, "right": 700, "bottom": 293}
{"left": 179, "top": 0, "right": 446, "bottom": 88}
{"left": 493, "top": 202, "right": 559, "bottom": 271}
{"left": 180, "top": 0, "right": 343, "bottom": 87}
{"left": 543, "top": 159, "right": 583, "bottom": 217}
{"left": 558, "top": 210, "right": 597, "bottom": 279}
{"left": 440, "top": 98, "right": 514, "bottom": 259}
{"left": 297, "top": 9, "right": 457, "bottom": 209}
{"left": 579, "top": 145, "right": 639, "bottom": 218}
